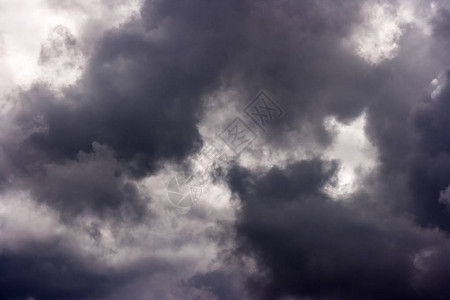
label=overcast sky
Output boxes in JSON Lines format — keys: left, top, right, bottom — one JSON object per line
{"left": 2, "top": 0, "right": 450, "bottom": 299}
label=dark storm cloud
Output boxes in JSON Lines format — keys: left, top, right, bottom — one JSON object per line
{"left": 0, "top": 0, "right": 387, "bottom": 225}
{"left": 187, "top": 270, "right": 242, "bottom": 300}
{"left": 3, "top": 0, "right": 450, "bottom": 300}
{"left": 19, "top": 3, "right": 241, "bottom": 175}
{"left": 0, "top": 238, "right": 174, "bottom": 300}
{"left": 220, "top": 4, "right": 450, "bottom": 297}
{"left": 29, "top": 142, "right": 148, "bottom": 221}
{"left": 0, "top": 0, "right": 255, "bottom": 298}
{"left": 408, "top": 68, "right": 450, "bottom": 229}
{"left": 1, "top": 0, "right": 251, "bottom": 219}
{"left": 226, "top": 160, "right": 450, "bottom": 300}
{"left": 0, "top": 240, "right": 114, "bottom": 300}
{"left": 227, "top": 63, "right": 450, "bottom": 299}
{"left": 214, "top": 0, "right": 377, "bottom": 149}
{"left": 362, "top": 31, "right": 450, "bottom": 231}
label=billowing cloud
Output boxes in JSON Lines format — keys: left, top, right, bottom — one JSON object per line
{"left": 225, "top": 159, "right": 450, "bottom": 299}
{"left": 2, "top": 0, "right": 450, "bottom": 299}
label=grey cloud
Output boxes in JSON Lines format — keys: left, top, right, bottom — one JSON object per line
{"left": 2, "top": 0, "right": 252, "bottom": 220}
{"left": 3, "top": 0, "right": 450, "bottom": 299}
{"left": 39, "top": 25, "right": 79, "bottom": 65}
{"left": 438, "top": 185, "right": 450, "bottom": 206}
{"left": 28, "top": 142, "right": 149, "bottom": 222}
{"left": 225, "top": 160, "right": 450, "bottom": 300}
{"left": 0, "top": 238, "right": 175, "bottom": 300}
{"left": 211, "top": 0, "right": 376, "bottom": 150}
{"left": 187, "top": 270, "right": 242, "bottom": 300}
{"left": 405, "top": 68, "right": 450, "bottom": 229}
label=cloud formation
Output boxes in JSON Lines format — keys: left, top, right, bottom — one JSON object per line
{"left": 2, "top": 0, "right": 450, "bottom": 299}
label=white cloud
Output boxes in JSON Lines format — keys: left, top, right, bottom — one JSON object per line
{"left": 346, "top": 1, "right": 435, "bottom": 65}
{"left": 0, "top": 0, "right": 142, "bottom": 100}
{"left": 324, "top": 112, "right": 377, "bottom": 197}
{"left": 430, "top": 70, "right": 448, "bottom": 100}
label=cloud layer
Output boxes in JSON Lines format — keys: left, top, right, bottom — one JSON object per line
{"left": 2, "top": 0, "right": 450, "bottom": 299}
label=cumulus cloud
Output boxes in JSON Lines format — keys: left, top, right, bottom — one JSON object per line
{"left": 225, "top": 159, "right": 450, "bottom": 299}
{"left": 2, "top": 0, "right": 450, "bottom": 299}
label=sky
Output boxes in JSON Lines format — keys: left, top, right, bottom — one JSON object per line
{"left": 2, "top": 0, "right": 450, "bottom": 299}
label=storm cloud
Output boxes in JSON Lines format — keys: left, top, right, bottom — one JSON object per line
{"left": 2, "top": 0, "right": 450, "bottom": 299}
